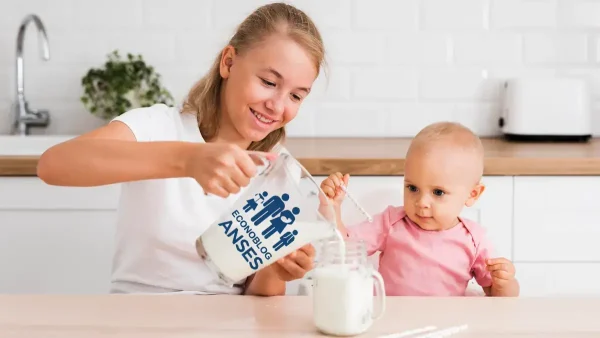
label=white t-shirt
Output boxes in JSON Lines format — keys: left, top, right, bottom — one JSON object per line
{"left": 109, "top": 103, "right": 289, "bottom": 294}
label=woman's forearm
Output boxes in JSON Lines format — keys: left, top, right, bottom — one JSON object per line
{"left": 37, "top": 138, "right": 194, "bottom": 187}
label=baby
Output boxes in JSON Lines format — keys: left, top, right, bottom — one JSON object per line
{"left": 320, "top": 122, "right": 519, "bottom": 297}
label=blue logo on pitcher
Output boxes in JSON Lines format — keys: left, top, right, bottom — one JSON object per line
{"left": 219, "top": 190, "right": 302, "bottom": 272}
{"left": 249, "top": 193, "right": 289, "bottom": 226}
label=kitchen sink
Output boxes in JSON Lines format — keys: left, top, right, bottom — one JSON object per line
{"left": 0, "top": 135, "right": 76, "bottom": 156}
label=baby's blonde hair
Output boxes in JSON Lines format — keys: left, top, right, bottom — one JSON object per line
{"left": 409, "top": 122, "right": 484, "bottom": 179}
{"left": 181, "top": 3, "right": 325, "bottom": 152}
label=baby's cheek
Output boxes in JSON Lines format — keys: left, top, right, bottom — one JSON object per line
{"left": 437, "top": 205, "right": 459, "bottom": 223}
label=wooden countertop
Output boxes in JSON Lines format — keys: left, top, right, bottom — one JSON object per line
{"left": 1, "top": 295, "right": 599, "bottom": 337}
{"left": 1, "top": 137, "right": 600, "bottom": 176}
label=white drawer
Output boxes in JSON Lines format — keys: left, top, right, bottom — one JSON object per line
{"left": 513, "top": 177, "right": 600, "bottom": 262}
{"left": 0, "top": 210, "right": 117, "bottom": 294}
{"left": 515, "top": 263, "right": 600, "bottom": 297}
{"left": 0, "top": 178, "right": 120, "bottom": 210}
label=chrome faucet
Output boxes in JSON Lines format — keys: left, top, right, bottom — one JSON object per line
{"left": 13, "top": 14, "right": 51, "bottom": 136}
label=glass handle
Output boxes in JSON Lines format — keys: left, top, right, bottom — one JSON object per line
{"left": 371, "top": 269, "right": 386, "bottom": 320}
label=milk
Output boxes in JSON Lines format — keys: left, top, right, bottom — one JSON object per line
{"left": 333, "top": 229, "right": 346, "bottom": 263}
{"left": 312, "top": 264, "right": 374, "bottom": 336}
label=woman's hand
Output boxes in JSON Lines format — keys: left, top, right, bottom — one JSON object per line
{"left": 270, "top": 244, "right": 316, "bottom": 281}
{"left": 185, "top": 143, "right": 273, "bottom": 198}
{"left": 244, "top": 244, "right": 315, "bottom": 296}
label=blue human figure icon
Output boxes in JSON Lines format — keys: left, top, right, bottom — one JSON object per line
{"left": 255, "top": 191, "right": 268, "bottom": 204}
{"left": 273, "top": 230, "right": 299, "bottom": 252}
{"left": 251, "top": 193, "right": 289, "bottom": 226}
{"left": 262, "top": 207, "right": 300, "bottom": 240}
{"left": 243, "top": 191, "right": 268, "bottom": 213}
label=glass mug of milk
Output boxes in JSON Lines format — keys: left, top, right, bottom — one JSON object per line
{"left": 195, "top": 152, "right": 347, "bottom": 286}
{"left": 312, "top": 239, "right": 386, "bottom": 336}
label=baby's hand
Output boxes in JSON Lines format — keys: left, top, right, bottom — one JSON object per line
{"left": 486, "top": 257, "right": 516, "bottom": 290}
{"left": 320, "top": 172, "right": 350, "bottom": 206}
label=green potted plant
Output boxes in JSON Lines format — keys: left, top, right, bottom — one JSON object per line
{"left": 81, "top": 50, "right": 174, "bottom": 120}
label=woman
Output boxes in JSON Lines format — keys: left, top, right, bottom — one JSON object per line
{"left": 37, "top": 3, "right": 325, "bottom": 296}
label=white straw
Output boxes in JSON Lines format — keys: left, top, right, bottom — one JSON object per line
{"left": 339, "top": 184, "right": 373, "bottom": 222}
{"left": 376, "top": 324, "right": 468, "bottom": 338}
{"left": 413, "top": 324, "right": 469, "bottom": 338}
{"left": 376, "top": 326, "right": 438, "bottom": 338}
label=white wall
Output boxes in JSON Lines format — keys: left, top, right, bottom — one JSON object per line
{"left": 1, "top": 0, "right": 600, "bottom": 137}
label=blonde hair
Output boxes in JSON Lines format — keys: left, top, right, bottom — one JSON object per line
{"left": 181, "top": 2, "right": 325, "bottom": 151}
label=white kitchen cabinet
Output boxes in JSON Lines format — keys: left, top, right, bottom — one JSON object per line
{"left": 0, "top": 178, "right": 120, "bottom": 210}
{"left": 0, "top": 210, "right": 117, "bottom": 294}
{"left": 513, "top": 176, "right": 600, "bottom": 262}
{"left": 515, "top": 263, "right": 600, "bottom": 297}
{"left": 0, "top": 178, "right": 119, "bottom": 294}
{"left": 511, "top": 176, "right": 600, "bottom": 297}
{"left": 1, "top": 175, "right": 599, "bottom": 297}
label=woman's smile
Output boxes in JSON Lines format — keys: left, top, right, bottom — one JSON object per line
{"left": 250, "top": 107, "right": 278, "bottom": 125}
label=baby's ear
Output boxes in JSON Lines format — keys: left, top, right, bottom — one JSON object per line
{"left": 465, "top": 182, "right": 485, "bottom": 207}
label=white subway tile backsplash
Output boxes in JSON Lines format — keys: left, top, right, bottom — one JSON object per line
{"left": 385, "top": 33, "right": 449, "bottom": 65}
{"left": 593, "top": 104, "right": 600, "bottom": 136}
{"left": 0, "top": 0, "right": 74, "bottom": 31}
{"left": 0, "top": 34, "right": 12, "bottom": 73}
{"left": 0, "top": 68, "right": 10, "bottom": 100}
{"left": 313, "top": 102, "right": 388, "bottom": 137}
{"left": 352, "top": 68, "right": 418, "bottom": 100}
{"left": 453, "top": 33, "right": 522, "bottom": 65}
{"left": 453, "top": 103, "right": 501, "bottom": 136}
{"left": 385, "top": 103, "right": 455, "bottom": 136}
{"left": 491, "top": 0, "right": 557, "bottom": 28}
{"left": 556, "top": 68, "right": 600, "bottom": 100}
{"left": 561, "top": 0, "right": 600, "bottom": 28}
{"left": 284, "top": 100, "right": 317, "bottom": 137}
{"left": 354, "top": 0, "right": 418, "bottom": 31}
{"left": 104, "top": 33, "right": 176, "bottom": 66}
{"left": 70, "top": 0, "right": 143, "bottom": 29}
{"left": 26, "top": 99, "right": 107, "bottom": 135}
{"left": 290, "top": 0, "right": 352, "bottom": 30}
{"left": 49, "top": 34, "right": 110, "bottom": 66}
{"left": 524, "top": 33, "right": 589, "bottom": 65}
{"left": 212, "top": 0, "right": 276, "bottom": 30}
{"left": 323, "top": 32, "right": 385, "bottom": 65}
{"left": 142, "top": 0, "right": 212, "bottom": 30}
{"left": 23, "top": 66, "right": 83, "bottom": 101}
{"left": 420, "top": 68, "right": 499, "bottom": 100}
{"left": 174, "top": 31, "right": 231, "bottom": 66}
{"left": 421, "top": 0, "right": 486, "bottom": 31}
{"left": 157, "top": 66, "right": 207, "bottom": 103}
{"left": 311, "top": 67, "right": 352, "bottom": 101}
{"left": 0, "top": 100, "right": 13, "bottom": 135}
{"left": 487, "top": 67, "right": 559, "bottom": 83}
{"left": 1, "top": 0, "right": 600, "bottom": 137}
{"left": 0, "top": 98, "right": 105, "bottom": 136}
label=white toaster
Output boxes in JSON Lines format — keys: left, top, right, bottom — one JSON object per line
{"left": 499, "top": 78, "right": 592, "bottom": 142}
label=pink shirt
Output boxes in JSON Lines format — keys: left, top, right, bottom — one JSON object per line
{"left": 347, "top": 206, "right": 493, "bottom": 296}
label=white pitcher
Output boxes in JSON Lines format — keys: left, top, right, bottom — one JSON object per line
{"left": 195, "top": 152, "right": 340, "bottom": 286}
